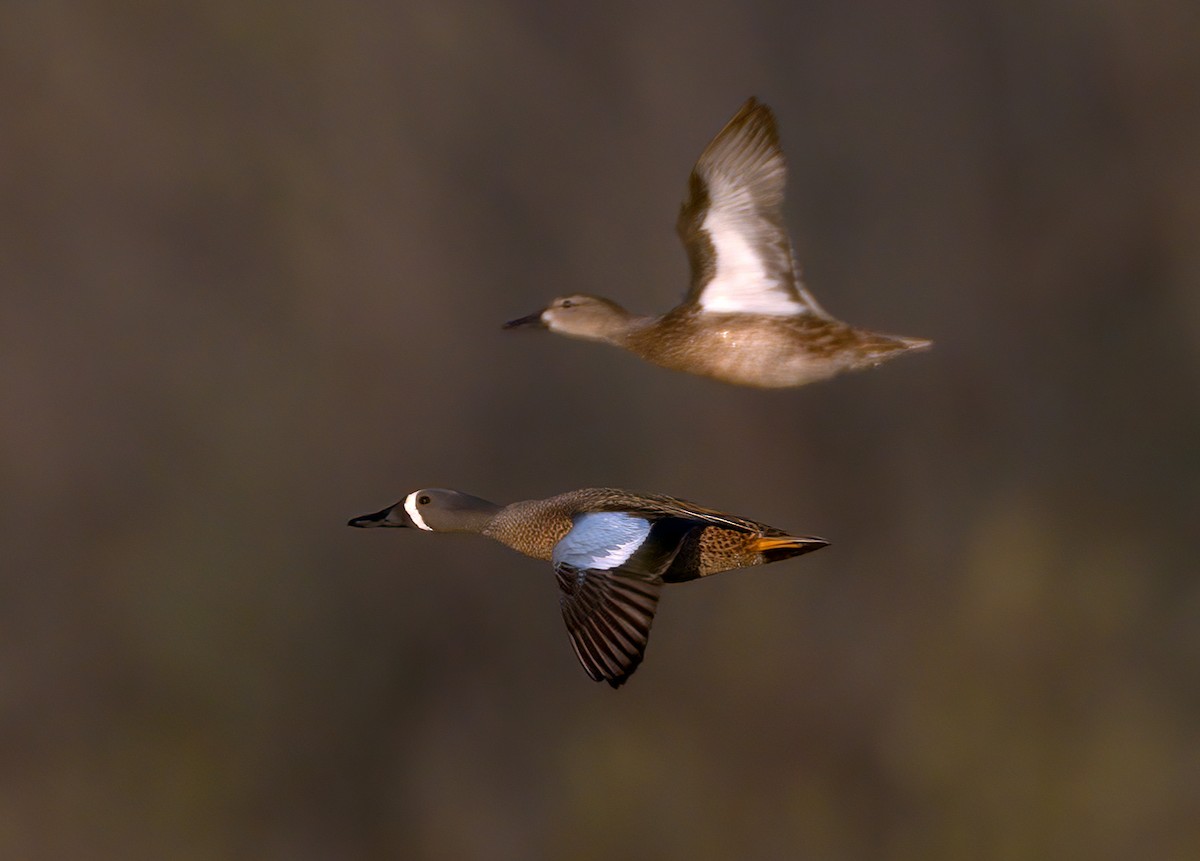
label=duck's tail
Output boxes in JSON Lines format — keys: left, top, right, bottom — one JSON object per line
{"left": 752, "top": 534, "right": 829, "bottom": 563}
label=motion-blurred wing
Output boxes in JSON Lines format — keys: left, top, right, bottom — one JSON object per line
{"left": 676, "top": 98, "right": 825, "bottom": 318}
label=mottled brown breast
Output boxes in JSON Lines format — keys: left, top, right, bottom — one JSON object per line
{"left": 483, "top": 497, "right": 576, "bottom": 561}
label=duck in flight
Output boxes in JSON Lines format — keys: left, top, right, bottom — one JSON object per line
{"left": 504, "top": 98, "right": 931, "bottom": 388}
{"left": 349, "top": 487, "right": 827, "bottom": 687}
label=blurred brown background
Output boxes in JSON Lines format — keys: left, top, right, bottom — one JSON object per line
{"left": 2, "top": 1, "right": 1198, "bottom": 858}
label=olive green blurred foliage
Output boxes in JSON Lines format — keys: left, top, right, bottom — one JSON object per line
{"left": 2, "top": 1, "right": 1198, "bottom": 858}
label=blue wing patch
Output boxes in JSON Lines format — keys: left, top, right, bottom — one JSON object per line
{"left": 553, "top": 512, "right": 652, "bottom": 573}
{"left": 552, "top": 513, "right": 704, "bottom": 687}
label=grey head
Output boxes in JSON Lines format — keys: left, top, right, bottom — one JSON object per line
{"left": 503, "top": 294, "right": 637, "bottom": 344}
{"left": 347, "top": 488, "right": 500, "bottom": 533}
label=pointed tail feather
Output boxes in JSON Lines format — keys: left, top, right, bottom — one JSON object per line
{"left": 865, "top": 332, "right": 932, "bottom": 356}
{"left": 752, "top": 535, "right": 829, "bottom": 563}
{"left": 898, "top": 336, "right": 933, "bottom": 352}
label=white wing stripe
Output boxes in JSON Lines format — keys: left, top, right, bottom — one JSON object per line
{"left": 697, "top": 208, "right": 805, "bottom": 315}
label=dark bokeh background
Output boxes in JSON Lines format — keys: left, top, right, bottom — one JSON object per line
{"left": 3, "top": 2, "right": 1198, "bottom": 858}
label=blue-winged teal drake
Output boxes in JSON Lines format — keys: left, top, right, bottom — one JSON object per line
{"left": 349, "top": 487, "right": 827, "bottom": 687}
{"left": 504, "top": 98, "right": 931, "bottom": 388}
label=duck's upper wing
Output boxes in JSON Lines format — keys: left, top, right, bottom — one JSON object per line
{"left": 552, "top": 512, "right": 698, "bottom": 688}
{"left": 676, "top": 98, "right": 828, "bottom": 318}
{"left": 601, "top": 489, "right": 784, "bottom": 536}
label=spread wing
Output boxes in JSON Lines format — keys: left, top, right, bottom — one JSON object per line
{"left": 552, "top": 512, "right": 698, "bottom": 688}
{"left": 676, "top": 98, "right": 827, "bottom": 318}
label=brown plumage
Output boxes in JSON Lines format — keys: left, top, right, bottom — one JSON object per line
{"left": 504, "top": 97, "right": 931, "bottom": 388}
{"left": 349, "top": 487, "right": 828, "bottom": 687}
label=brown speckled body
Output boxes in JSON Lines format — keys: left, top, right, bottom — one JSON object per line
{"left": 617, "top": 307, "right": 925, "bottom": 389}
{"left": 482, "top": 487, "right": 806, "bottom": 580}
{"left": 695, "top": 524, "right": 767, "bottom": 576}
{"left": 351, "top": 484, "right": 828, "bottom": 687}
{"left": 504, "top": 99, "right": 931, "bottom": 389}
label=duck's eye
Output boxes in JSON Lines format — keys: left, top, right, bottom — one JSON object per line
{"left": 561, "top": 299, "right": 574, "bottom": 308}
{"left": 418, "top": 495, "right": 430, "bottom": 505}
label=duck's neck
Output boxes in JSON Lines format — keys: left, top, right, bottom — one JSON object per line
{"left": 444, "top": 495, "right": 503, "bottom": 534}
{"left": 596, "top": 309, "right": 656, "bottom": 347}
{"left": 481, "top": 497, "right": 570, "bottom": 561}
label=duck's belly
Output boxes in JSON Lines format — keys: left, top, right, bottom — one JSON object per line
{"left": 632, "top": 315, "right": 854, "bottom": 388}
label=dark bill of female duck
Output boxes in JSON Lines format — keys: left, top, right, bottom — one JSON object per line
{"left": 502, "top": 311, "right": 546, "bottom": 330}
{"left": 501, "top": 98, "right": 931, "bottom": 389}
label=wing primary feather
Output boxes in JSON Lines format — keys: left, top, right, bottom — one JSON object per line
{"left": 555, "top": 561, "right": 661, "bottom": 687}
{"left": 676, "top": 99, "right": 818, "bottom": 317}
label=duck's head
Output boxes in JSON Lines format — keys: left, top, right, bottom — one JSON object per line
{"left": 348, "top": 489, "right": 500, "bottom": 533}
{"left": 504, "top": 295, "right": 632, "bottom": 342}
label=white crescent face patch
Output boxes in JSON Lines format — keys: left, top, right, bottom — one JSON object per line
{"left": 404, "top": 491, "right": 433, "bottom": 531}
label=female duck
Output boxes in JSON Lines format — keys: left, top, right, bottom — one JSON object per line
{"left": 505, "top": 98, "right": 930, "bottom": 388}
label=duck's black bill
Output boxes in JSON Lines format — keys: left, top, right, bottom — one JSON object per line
{"left": 347, "top": 505, "right": 404, "bottom": 528}
{"left": 502, "top": 311, "right": 545, "bottom": 330}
